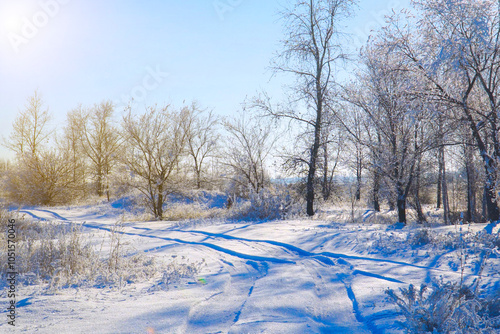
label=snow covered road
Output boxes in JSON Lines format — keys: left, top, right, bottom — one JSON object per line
{"left": 3, "top": 206, "right": 499, "bottom": 333}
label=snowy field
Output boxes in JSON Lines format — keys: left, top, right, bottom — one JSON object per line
{"left": 1, "top": 203, "right": 500, "bottom": 333}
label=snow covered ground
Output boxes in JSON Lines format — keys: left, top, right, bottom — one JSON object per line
{"left": 2, "top": 204, "right": 499, "bottom": 333}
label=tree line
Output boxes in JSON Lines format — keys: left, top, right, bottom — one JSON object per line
{"left": 254, "top": 0, "right": 500, "bottom": 224}
{"left": 1, "top": 93, "right": 278, "bottom": 220}
{"left": 3, "top": 0, "right": 500, "bottom": 225}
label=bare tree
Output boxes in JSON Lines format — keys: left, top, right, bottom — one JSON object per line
{"left": 5, "top": 91, "right": 52, "bottom": 155}
{"left": 79, "top": 101, "right": 121, "bottom": 201}
{"left": 121, "top": 106, "right": 188, "bottom": 220}
{"left": 344, "top": 39, "right": 439, "bottom": 224}
{"left": 223, "top": 115, "right": 275, "bottom": 197}
{"left": 255, "top": 0, "right": 355, "bottom": 216}
{"left": 385, "top": 0, "right": 500, "bottom": 222}
{"left": 183, "top": 104, "right": 220, "bottom": 189}
{"left": 58, "top": 107, "right": 88, "bottom": 199}
{"left": 4, "top": 92, "right": 74, "bottom": 205}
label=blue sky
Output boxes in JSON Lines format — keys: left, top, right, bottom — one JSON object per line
{"left": 0, "top": 0, "right": 409, "bottom": 159}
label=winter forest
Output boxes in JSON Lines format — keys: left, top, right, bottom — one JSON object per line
{"left": 1, "top": 0, "right": 500, "bottom": 333}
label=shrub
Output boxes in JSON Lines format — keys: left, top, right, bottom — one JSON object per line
{"left": 0, "top": 215, "right": 201, "bottom": 291}
{"left": 386, "top": 282, "right": 498, "bottom": 333}
{"left": 162, "top": 202, "right": 222, "bottom": 221}
{"left": 229, "top": 185, "right": 302, "bottom": 221}
{"left": 408, "top": 228, "right": 433, "bottom": 248}
{"left": 157, "top": 255, "right": 206, "bottom": 290}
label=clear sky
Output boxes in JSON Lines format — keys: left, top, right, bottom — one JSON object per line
{"left": 0, "top": 0, "right": 409, "bottom": 160}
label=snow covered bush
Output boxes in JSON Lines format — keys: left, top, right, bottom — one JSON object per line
{"left": 162, "top": 202, "right": 222, "bottom": 221}
{"left": 158, "top": 255, "right": 206, "bottom": 290}
{"left": 0, "top": 217, "right": 98, "bottom": 287}
{"left": 386, "top": 228, "right": 500, "bottom": 334}
{"left": 4, "top": 151, "right": 78, "bottom": 206}
{"left": 386, "top": 282, "right": 499, "bottom": 333}
{"left": 0, "top": 217, "right": 162, "bottom": 290}
{"left": 407, "top": 228, "right": 434, "bottom": 248}
{"left": 229, "top": 185, "right": 302, "bottom": 221}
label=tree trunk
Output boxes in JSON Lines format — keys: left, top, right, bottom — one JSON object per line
{"left": 437, "top": 152, "right": 443, "bottom": 209}
{"left": 97, "top": 168, "right": 104, "bottom": 197}
{"left": 415, "top": 159, "right": 426, "bottom": 223}
{"left": 442, "top": 165, "right": 450, "bottom": 225}
{"left": 397, "top": 188, "right": 406, "bottom": 224}
{"left": 156, "top": 192, "right": 163, "bottom": 220}
{"left": 438, "top": 146, "right": 450, "bottom": 224}
{"left": 484, "top": 172, "right": 500, "bottom": 222}
{"left": 306, "top": 63, "right": 324, "bottom": 217}
{"left": 373, "top": 168, "right": 380, "bottom": 212}
{"left": 464, "top": 135, "right": 476, "bottom": 222}
{"left": 306, "top": 145, "right": 318, "bottom": 216}
{"left": 355, "top": 152, "right": 362, "bottom": 201}
{"left": 322, "top": 143, "right": 330, "bottom": 201}
{"left": 466, "top": 164, "right": 476, "bottom": 222}
{"left": 196, "top": 170, "right": 202, "bottom": 189}
{"left": 436, "top": 116, "right": 444, "bottom": 209}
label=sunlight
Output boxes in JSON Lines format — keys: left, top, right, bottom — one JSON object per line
{"left": 0, "top": 0, "right": 70, "bottom": 57}
{"left": 0, "top": 2, "right": 33, "bottom": 32}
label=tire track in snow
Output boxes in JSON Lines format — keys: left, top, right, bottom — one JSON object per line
{"left": 182, "top": 230, "right": 432, "bottom": 278}
{"left": 18, "top": 209, "right": 68, "bottom": 221}
{"left": 299, "top": 259, "right": 372, "bottom": 332}
{"left": 84, "top": 222, "right": 408, "bottom": 284}
{"left": 342, "top": 281, "right": 381, "bottom": 334}
{"left": 182, "top": 255, "right": 268, "bottom": 333}
{"left": 126, "top": 226, "right": 401, "bottom": 331}
{"left": 177, "top": 230, "right": 410, "bottom": 332}
{"left": 82, "top": 222, "right": 295, "bottom": 265}
{"left": 232, "top": 260, "right": 268, "bottom": 324}
{"left": 19, "top": 210, "right": 400, "bottom": 331}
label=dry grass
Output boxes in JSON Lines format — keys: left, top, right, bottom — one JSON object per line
{"left": 0, "top": 212, "right": 203, "bottom": 292}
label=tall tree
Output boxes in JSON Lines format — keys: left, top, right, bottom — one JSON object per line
{"left": 183, "top": 104, "right": 220, "bottom": 189}
{"left": 121, "top": 106, "right": 188, "bottom": 220}
{"left": 6, "top": 91, "right": 52, "bottom": 156}
{"left": 79, "top": 101, "right": 121, "bottom": 201}
{"left": 223, "top": 115, "right": 275, "bottom": 196}
{"left": 344, "top": 38, "right": 439, "bottom": 224}
{"left": 386, "top": 0, "right": 500, "bottom": 222}
{"left": 258, "top": 0, "right": 355, "bottom": 216}
{"left": 4, "top": 92, "right": 74, "bottom": 205}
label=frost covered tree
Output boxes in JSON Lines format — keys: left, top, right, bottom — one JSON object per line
{"left": 223, "top": 115, "right": 275, "bottom": 197}
{"left": 182, "top": 104, "right": 220, "bottom": 189}
{"left": 121, "top": 106, "right": 188, "bottom": 220}
{"left": 385, "top": 0, "right": 500, "bottom": 222}
{"left": 256, "top": 0, "right": 355, "bottom": 216}
{"left": 58, "top": 108, "right": 88, "bottom": 199}
{"left": 6, "top": 91, "right": 52, "bottom": 155}
{"left": 4, "top": 92, "right": 74, "bottom": 205}
{"left": 345, "top": 38, "right": 440, "bottom": 224}
{"left": 79, "top": 101, "right": 121, "bottom": 201}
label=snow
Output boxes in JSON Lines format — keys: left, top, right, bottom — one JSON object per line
{"left": 1, "top": 204, "right": 499, "bottom": 333}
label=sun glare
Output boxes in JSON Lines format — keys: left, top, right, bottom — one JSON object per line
{"left": 0, "top": 3, "right": 33, "bottom": 32}
{"left": 0, "top": 0, "right": 74, "bottom": 65}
